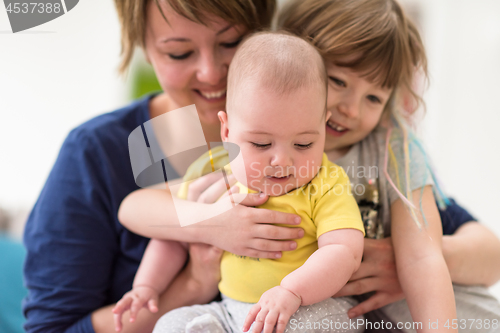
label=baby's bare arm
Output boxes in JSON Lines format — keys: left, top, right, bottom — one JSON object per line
{"left": 280, "top": 228, "right": 364, "bottom": 305}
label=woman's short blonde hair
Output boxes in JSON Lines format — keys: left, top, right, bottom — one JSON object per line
{"left": 278, "top": 0, "right": 428, "bottom": 114}
{"left": 114, "top": 0, "right": 276, "bottom": 73}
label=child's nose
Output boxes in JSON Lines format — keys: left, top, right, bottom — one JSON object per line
{"left": 337, "top": 96, "right": 360, "bottom": 119}
{"left": 270, "top": 150, "right": 293, "bottom": 169}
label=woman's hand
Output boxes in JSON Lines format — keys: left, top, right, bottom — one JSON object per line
{"left": 333, "top": 237, "right": 404, "bottom": 318}
{"left": 186, "top": 172, "right": 305, "bottom": 259}
{"left": 183, "top": 243, "right": 224, "bottom": 301}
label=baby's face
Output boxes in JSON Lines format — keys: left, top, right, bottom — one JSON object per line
{"left": 221, "top": 81, "right": 327, "bottom": 196}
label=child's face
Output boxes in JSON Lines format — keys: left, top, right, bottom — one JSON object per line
{"left": 324, "top": 63, "right": 393, "bottom": 153}
{"left": 220, "top": 81, "right": 328, "bottom": 196}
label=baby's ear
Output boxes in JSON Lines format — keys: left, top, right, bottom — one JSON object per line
{"left": 218, "top": 111, "right": 229, "bottom": 142}
{"left": 325, "top": 110, "right": 332, "bottom": 122}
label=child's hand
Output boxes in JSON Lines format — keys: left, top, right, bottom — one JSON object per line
{"left": 111, "top": 285, "right": 159, "bottom": 332}
{"left": 242, "top": 286, "right": 301, "bottom": 333}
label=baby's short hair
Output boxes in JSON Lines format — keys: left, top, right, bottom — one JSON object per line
{"left": 227, "top": 31, "right": 327, "bottom": 112}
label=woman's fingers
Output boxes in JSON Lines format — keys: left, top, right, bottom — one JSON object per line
{"left": 253, "top": 223, "right": 304, "bottom": 240}
{"left": 186, "top": 172, "right": 234, "bottom": 202}
{"left": 253, "top": 208, "right": 302, "bottom": 226}
{"left": 197, "top": 174, "right": 238, "bottom": 203}
{"left": 231, "top": 192, "right": 269, "bottom": 207}
{"left": 219, "top": 185, "right": 240, "bottom": 200}
{"left": 348, "top": 260, "right": 378, "bottom": 281}
{"left": 347, "top": 292, "right": 405, "bottom": 318}
{"left": 333, "top": 277, "right": 380, "bottom": 297}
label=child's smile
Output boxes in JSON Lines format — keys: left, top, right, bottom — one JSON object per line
{"left": 324, "top": 64, "right": 392, "bottom": 154}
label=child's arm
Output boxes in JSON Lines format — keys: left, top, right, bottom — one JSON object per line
{"left": 242, "top": 228, "right": 364, "bottom": 333}
{"left": 112, "top": 239, "right": 187, "bottom": 331}
{"left": 118, "top": 188, "right": 304, "bottom": 258}
{"left": 391, "top": 186, "right": 457, "bottom": 333}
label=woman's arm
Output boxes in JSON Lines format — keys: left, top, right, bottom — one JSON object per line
{"left": 443, "top": 222, "right": 500, "bottom": 286}
{"left": 119, "top": 188, "right": 305, "bottom": 258}
{"left": 92, "top": 243, "right": 222, "bottom": 333}
{"left": 391, "top": 186, "right": 457, "bottom": 332}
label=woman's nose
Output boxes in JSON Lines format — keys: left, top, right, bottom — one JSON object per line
{"left": 196, "top": 51, "right": 228, "bottom": 85}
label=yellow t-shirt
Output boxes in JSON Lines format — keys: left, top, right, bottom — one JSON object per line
{"left": 177, "top": 146, "right": 364, "bottom": 303}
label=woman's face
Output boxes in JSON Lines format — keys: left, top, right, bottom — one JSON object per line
{"left": 324, "top": 63, "right": 393, "bottom": 153}
{"left": 144, "top": 2, "right": 247, "bottom": 125}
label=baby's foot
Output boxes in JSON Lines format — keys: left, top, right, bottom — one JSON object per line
{"left": 186, "top": 314, "right": 225, "bottom": 333}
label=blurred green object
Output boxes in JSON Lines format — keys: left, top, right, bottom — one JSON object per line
{"left": 130, "top": 62, "right": 163, "bottom": 100}
{"left": 0, "top": 234, "right": 27, "bottom": 333}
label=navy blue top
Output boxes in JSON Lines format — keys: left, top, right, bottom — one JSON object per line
{"left": 22, "top": 95, "right": 476, "bottom": 333}
{"left": 22, "top": 95, "right": 171, "bottom": 333}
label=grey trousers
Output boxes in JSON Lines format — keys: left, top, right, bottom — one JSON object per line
{"left": 365, "top": 284, "right": 500, "bottom": 333}
{"left": 153, "top": 295, "right": 364, "bottom": 333}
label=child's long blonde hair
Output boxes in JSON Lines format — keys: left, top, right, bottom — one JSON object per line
{"left": 278, "top": 0, "right": 448, "bottom": 225}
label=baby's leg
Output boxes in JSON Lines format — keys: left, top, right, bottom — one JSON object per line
{"left": 153, "top": 301, "right": 234, "bottom": 333}
{"left": 133, "top": 239, "right": 188, "bottom": 292}
{"left": 378, "top": 284, "right": 500, "bottom": 333}
{"left": 223, "top": 296, "right": 363, "bottom": 333}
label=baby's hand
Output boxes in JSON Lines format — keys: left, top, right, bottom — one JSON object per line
{"left": 111, "top": 285, "right": 159, "bottom": 331}
{"left": 242, "top": 286, "right": 301, "bottom": 333}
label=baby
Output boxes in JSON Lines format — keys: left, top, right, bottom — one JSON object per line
{"left": 115, "top": 32, "right": 365, "bottom": 333}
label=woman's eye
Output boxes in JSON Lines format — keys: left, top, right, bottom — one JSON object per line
{"left": 367, "top": 95, "right": 381, "bottom": 103}
{"left": 251, "top": 142, "right": 271, "bottom": 149}
{"left": 221, "top": 38, "right": 243, "bottom": 49}
{"left": 168, "top": 51, "right": 193, "bottom": 60}
{"left": 295, "top": 143, "right": 313, "bottom": 149}
{"left": 328, "top": 76, "right": 346, "bottom": 87}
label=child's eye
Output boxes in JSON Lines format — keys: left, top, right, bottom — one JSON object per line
{"left": 328, "top": 76, "right": 346, "bottom": 87}
{"left": 168, "top": 51, "right": 193, "bottom": 60}
{"left": 251, "top": 142, "right": 271, "bottom": 149}
{"left": 295, "top": 143, "right": 313, "bottom": 149}
{"left": 367, "top": 95, "right": 381, "bottom": 103}
{"left": 221, "top": 38, "right": 243, "bottom": 49}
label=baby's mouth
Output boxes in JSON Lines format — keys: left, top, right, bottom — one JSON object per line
{"left": 266, "top": 175, "right": 291, "bottom": 183}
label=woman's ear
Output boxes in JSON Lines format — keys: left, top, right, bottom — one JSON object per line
{"left": 218, "top": 111, "right": 229, "bottom": 142}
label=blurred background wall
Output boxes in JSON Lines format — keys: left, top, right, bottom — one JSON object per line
{"left": 0, "top": 0, "right": 499, "bottom": 298}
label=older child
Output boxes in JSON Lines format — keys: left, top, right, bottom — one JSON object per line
{"left": 279, "top": 0, "right": 500, "bottom": 331}
{"left": 116, "top": 32, "right": 366, "bottom": 333}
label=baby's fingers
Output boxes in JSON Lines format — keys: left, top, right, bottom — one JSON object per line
{"left": 242, "top": 304, "right": 261, "bottom": 332}
{"left": 275, "top": 313, "right": 290, "bottom": 333}
{"left": 113, "top": 312, "right": 124, "bottom": 332}
{"left": 263, "top": 310, "right": 279, "bottom": 333}
{"left": 112, "top": 297, "right": 132, "bottom": 315}
{"left": 129, "top": 297, "right": 146, "bottom": 323}
{"left": 252, "top": 308, "right": 269, "bottom": 333}
{"left": 147, "top": 297, "right": 159, "bottom": 313}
